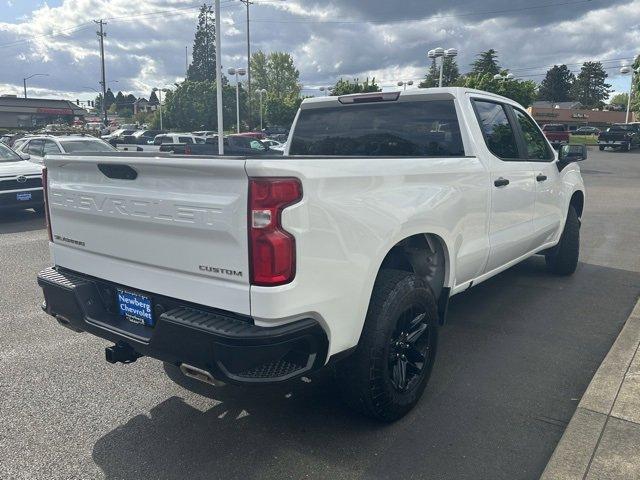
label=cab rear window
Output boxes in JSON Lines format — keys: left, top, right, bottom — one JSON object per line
{"left": 289, "top": 100, "right": 464, "bottom": 157}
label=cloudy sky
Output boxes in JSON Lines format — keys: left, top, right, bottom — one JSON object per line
{"left": 0, "top": 0, "right": 638, "bottom": 102}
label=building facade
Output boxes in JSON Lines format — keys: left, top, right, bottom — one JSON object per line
{"left": 528, "top": 101, "right": 633, "bottom": 129}
{"left": 0, "top": 96, "right": 87, "bottom": 129}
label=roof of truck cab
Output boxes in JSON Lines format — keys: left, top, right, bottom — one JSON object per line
{"left": 300, "top": 87, "right": 521, "bottom": 109}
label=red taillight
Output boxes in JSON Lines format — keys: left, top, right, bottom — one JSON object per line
{"left": 249, "top": 178, "right": 302, "bottom": 286}
{"left": 42, "top": 167, "right": 53, "bottom": 241}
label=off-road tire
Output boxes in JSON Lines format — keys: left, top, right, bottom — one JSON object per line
{"left": 545, "top": 205, "right": 580, "bottom": 275}
{"left": 335, "top": 270, "right": 439, "bottom": 422}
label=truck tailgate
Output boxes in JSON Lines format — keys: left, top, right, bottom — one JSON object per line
{"left": 45, "top": 154, "right": 251, "bottom": 315}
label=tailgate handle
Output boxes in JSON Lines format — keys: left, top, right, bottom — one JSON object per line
{"left": 97, "top": 164, "right": 138, "bottom": 180}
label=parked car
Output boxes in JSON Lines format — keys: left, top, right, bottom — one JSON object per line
{"left": 37, "top": 88, "right": 586, "bottom": 421}
{"left": 262, "top": 139, "right": 283, "bottom": 149}
{"left": 102, "top": 129, "right": 136, "bottom": 146}
{"left": 574, "top": 126, "right": 601, "bottom": 136}
{"left": 0, "top": 142, "right": 43, "bottom": 213}
{"left": 158, "top": 134, "right": 274, "bottom": 155}
{"left": 541, "top": 124, "right": 570, "bottom": 148}
{"left": 598, "top": 123, "right": 640, "bottom": 151}
{"left": 15, "top": 135, "right": 116, "bottom": 164}
{"left": 192, "top": 130, "right": 217, "bottom": 137}
{"left": 120, "top": 130, "right": 165, "bottom": 145}
{"left": 153, "top": 133, "right": 206, "bottom": 147}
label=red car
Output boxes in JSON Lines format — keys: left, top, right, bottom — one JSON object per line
{"left": 541, "top": 124, "right": 570, "bottom": 149}
{"left": 233, "top": 131, "right": 266, "bottom": 140}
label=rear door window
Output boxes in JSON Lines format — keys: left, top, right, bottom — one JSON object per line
{"left": 289, "top": 99, "right": 465, "bottom": 156}
{"left": 472, "top": 100, "right": 520, "bottom": 160}
{"left": 27, "top": 139, "right": 45, "bottom": 157}
{"left": 43, "top": 140, "right": 62, "bottom": 155}
{"left": 178, "top": 137, "right": 194, "bottom": 144}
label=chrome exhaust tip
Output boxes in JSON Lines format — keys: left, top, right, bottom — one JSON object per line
{"left": 179, "top": 363, "right": 225, "bottom": 386}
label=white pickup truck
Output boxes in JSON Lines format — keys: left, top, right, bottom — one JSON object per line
{"left": 38, "top": 88, "right": 586, "bottom": 421}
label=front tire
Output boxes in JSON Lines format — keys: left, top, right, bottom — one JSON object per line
{"left": 335, "top": 270, "right": 439, "bottom": 422}
{"left": 599, "top": 146, "right": 605, "bottom": 151}
{"left": 546, "top": 205, "right": 580, "bottom": 275}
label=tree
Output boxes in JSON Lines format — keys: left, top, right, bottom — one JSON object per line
{"left": 187, "top": 4, "right": 216, "bottom": 82}
{"left": 163, "top": 80, "right": 243, "bottom": 131}
{"left": 456, "top": 72, "right": 537, "bottom": 107}
{"left": 104, "top": 88, "right": 115, "bottom": 111}
{"left": 470, "top": 49, "right": 500, "bottom": 76}
{"left": 250, "top": 51, "right": 302, "bottom": 127}
{"left": 570, "top": 61, "right": 611, "bottom": 109}
{"left": 537, "top": 65, "right": 575, "bottom": 102}
{"left": 331, "top": 77, "right": 381, "bottom": 95}
{"left": 630, "top": 55, "right": 640, "bottom": 119}
{"left": 114, "top": 91, "right": 126, "bottom": 111}
{"left": 149, "top": 89, "right": 160, "bottom": 106}
{"left": 419, "top": 57, "right": 459, "bottom": 88}
{"left": 609, "top": 92, "right": 629, "bottom": 107}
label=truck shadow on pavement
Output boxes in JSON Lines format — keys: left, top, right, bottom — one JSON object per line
{"left": 0, "top": 209, "right": 45, "bottom": 234}
{"left": 91, "top": 257, "right": 640, "bottom": 480}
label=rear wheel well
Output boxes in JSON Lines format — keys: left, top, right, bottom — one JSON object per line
{"left": 379, "top": 234, "right": 448, "bottom": 302}
{"left": 570, "top": 191, "right": 584, "bottom": 218}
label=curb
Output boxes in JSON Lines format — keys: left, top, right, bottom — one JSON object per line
{"left": 540, "top": 297, "right": 640, "bottom": 480}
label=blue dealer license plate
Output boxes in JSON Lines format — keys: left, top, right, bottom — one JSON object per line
{"left": 117, "top": 289, "right": 154, "bottom": 326}
{"left": 16, "top": 192, "right": 32, "bottom": 201}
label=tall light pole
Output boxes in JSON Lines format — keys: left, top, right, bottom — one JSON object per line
{"left": 494, "top": 73, "right": 515, "bottom": 82}
{"left": 397, "top": 80, "right": 414, "bottom": 91}
{"left": 256, "top": 88, "right": 267, "bottom": 131}
{"left": 620, "top": 65, "right": 639, "bottom": 124}
{"left": 428, "top": 47, "right": 458, "bottom": 87}
{"left": 240, "top": 0, "right": 252, "bottom": 130}
{"left": 215, "top": 0, "right": 224, "bottom": 155}
{"left": 152, "top": 87, "right": 170, "bottom": 131}
{"left": 23, "top": 73, "right": 49, "bottom": 99}
{"left": 228, "top": 67, "right": 247, "bottom": 134}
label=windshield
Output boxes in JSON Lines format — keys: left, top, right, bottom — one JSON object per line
{"left": 59, "top": 140, "right": 116, "bottom": 153}
{"left": 609, "top": 125, "right": 632, "bottom": 131}
{"left": 289, "top": 100, "right": 464, "bottom": 156}
{"left": 0, "top": 142, "right": 21, "bottom": 162}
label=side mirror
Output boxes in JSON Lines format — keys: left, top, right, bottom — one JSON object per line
{"left": 558, "top": 144, "right": 587, "bottom": 170}
{"left": 18, "top": 152, "right": 30, "bottom": 161}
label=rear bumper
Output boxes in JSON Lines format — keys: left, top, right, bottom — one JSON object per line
{"left": 0, "top": 189, "right": 43, "bottom": 210}
{"left": 598, "top": 140, "right": 627, "bottom": 146}
{"left": 37, "top": 267, "right": 328, "bottom": 384}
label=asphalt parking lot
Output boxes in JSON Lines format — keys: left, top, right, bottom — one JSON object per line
{"left": 1, "top": 149, "right": 639, "bottom": 480}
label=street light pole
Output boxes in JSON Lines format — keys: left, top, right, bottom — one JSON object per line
{"left": 22, "top": 73, "right": 49, "bottom": 99}
{"left": 228, "top": 67, "right": 247, "bottom": 134}
{"left": 620, "top": 66, "right": 639, "bottom": 124}
{"left": 428, "top": 47, "right": 457, "bottom": 88}
{"left": 397, "top": 80, "right": 414, "bottom": 91}
{"left": 153, "top": 87, "right": 170, "bottom": 131}
{"left": 493, "top": 73, "right": 515, "bottom": 82}
{"left": 256, "top": 88, "right": 267, "bottom": 131}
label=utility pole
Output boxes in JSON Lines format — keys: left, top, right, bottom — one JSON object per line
{"left": 240, "top": 0, "right": 252, "bottom": 130}
{"left": 95, "top": 19, "right": 108, "bottom": 126}
{"left": 185, "top": 45, "right": 189, "bottom": 77}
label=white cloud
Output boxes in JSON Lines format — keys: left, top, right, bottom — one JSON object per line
{"left": 0, "top": 0, "right": 638, "bottom": 99}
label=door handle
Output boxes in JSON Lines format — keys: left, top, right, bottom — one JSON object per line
{"left": 494, "top": 177, "right": 510, "bottom": 187}
{"left": 536, "top": 174, "right": 547, "bottom": 182}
